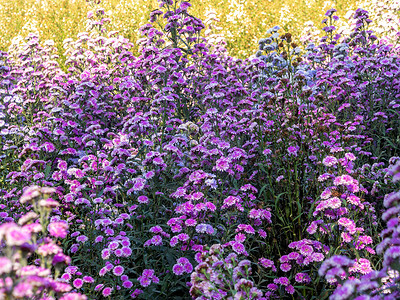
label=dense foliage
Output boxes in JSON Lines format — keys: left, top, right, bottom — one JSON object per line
{"left": 0, "top": 0, "right": 399, "bottom": 299}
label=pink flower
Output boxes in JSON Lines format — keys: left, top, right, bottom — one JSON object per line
{"left": 12, "top": 282, "right": 33, "bottom": 298}
{"left": 138, "top": 195, "right": 149, "bottom": 204}
{"left": 185, "top": 219, "right": 197, "bottom": 226}
{"left": 3, "top": 224, "right": 31, "bottom": 246}
{"left": 122, "top": 247, "right": 132, "bottom": 257}
{"left": 122, "top": 280, "right": 133, "bottom": 288}
{"left": 48, "top": 222, "right": 69, "bottom": 239}
{"left": 287, "top": 146, "right": 299, "bottom": 156}
{"left": 0, "top": 257, "right": 12, "bottom": 274}
{"left": 102, "top": 287, "right": 113, "bottom": 297}
{"left": 132, "top": 178, "right": 146, "bottom": 191}
{"left": 235, "top": 233, "right": 246, "bottom": 243}
{"left": 322, "top": 156, "right": 338, "bottom": 167}
{"left": 61, "top": 273, "right": 72, "bottom": 281}
{"left": 101, "top": 249, "right": 110, "bottom": 260}
{"left": 83, "top": 276, "right": 94, "bottom": 283}
{"left": 172, "top": 264, "right": 184, "bottom": 275}
{"left": 43, "top": 142, "right": 55, "bottom": 152}
{"left": 95, "top": 235, "right": 103, "bottom": 243}
{"left": 345, "top": 152, "right": 356, "bottom": 161}
{"left": 299, "top": 245, "right": 313, "bottom": 256}
{"left": 113, "top": 265, "right": 124, "bottom": 276}
{"left": 76, "top": 235, "right": 88, "bottom": 243}
{"left": 280, "top": 263, "right": 291, "bottom": 272}
{"left": 20, "top": 186, "right": 41, "bottom": 204}
{"left": 73, "top": 278, "right": 83, "bottom": 289}
{"left": 151, "top": 235, "right": 162, "bottom": 246}
{"left": 215, "top": 157, "right": 230, "bottom": 171}
{"left": 37, "top": 243, "right": 62, "bottom": 256}
{"left": 59, "top": 293, "right": 87, "bottom": 300}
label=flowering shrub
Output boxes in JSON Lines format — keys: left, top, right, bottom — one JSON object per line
{"left": 0, "top": 0, "right": 399, "bottom": 299}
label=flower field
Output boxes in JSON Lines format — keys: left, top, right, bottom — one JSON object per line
{"left": 0, "top": 0, "right": 400, "bottom": 299}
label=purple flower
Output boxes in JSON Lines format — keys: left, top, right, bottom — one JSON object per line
{"left": 215, "top": 157, "right": 230, "bottom": 171}
{"left": 280, "top": 263, "right": 291, "bottom": 272}
{"left": 102, "top": 287, "right": 113, "bottom": 297}
{"left": 113, "top": 265, "right": 124, "bottom": 276}
{"left": 138, "top": 195, "right": 149, "bottom": 204}
{"left": 172, "top": 264, "right": 184, "bottom": 275}
{"left": 322, "top": 156, "right": 338, "bottom": 167}
{"left": 287, "top": 146, "right": 299, "bottom": 156}
{"left": 122, "top": 280, "right": 133, "bottom": 288}
{"left": 73, "top": 278, "right": 83, "bottom": 289}
{"left": 299, "top": 245, "right": 313, "bottom": 256}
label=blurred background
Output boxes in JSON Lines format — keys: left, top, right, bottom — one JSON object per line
{"left": 0, "top": 0, "right": 398, "bottom": 60}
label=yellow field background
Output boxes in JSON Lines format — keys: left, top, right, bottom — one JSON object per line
{"left": 0, "top": 0, "right": 398, "bottom": 60}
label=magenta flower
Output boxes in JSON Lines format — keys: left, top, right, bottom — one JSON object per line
{"left": 113, "top": 265, "right": 124, "bottom": 276}
{"left": 215, "top": 157, "right": 230, "bottom": 171}
{"left": 172, "top": 264, "right": 184, "bottom": 275}
{"left": 138, "top": 195, "right": 149, "bottom": 204}
{"left": 73, "top": 278, "right": 83, "bottom": 289}
{"left": 122, "top": 280, "right": 133, "bottom": 288}
{"left": 48, "top": 222, "right": 69, "bottom": 239}
{"left": 102, "top": 287, "right": 113, "bottom": 297}
{"left": 287, "top": 146, "right": 299, "bottom": 156}
{"left": 132, "top": 178, "right": 146, "bottom": 191}
{"left": 280, "top": 263, "right": 292, "bottom": 272}
{"left": 83, "top": 276, "right": 94, "bottom": 283}
{"left": 299, "top": 245, "right": 313, "bottom": 256}
{"left": 76, "top": 235, "right": 88, "bottom": 243}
